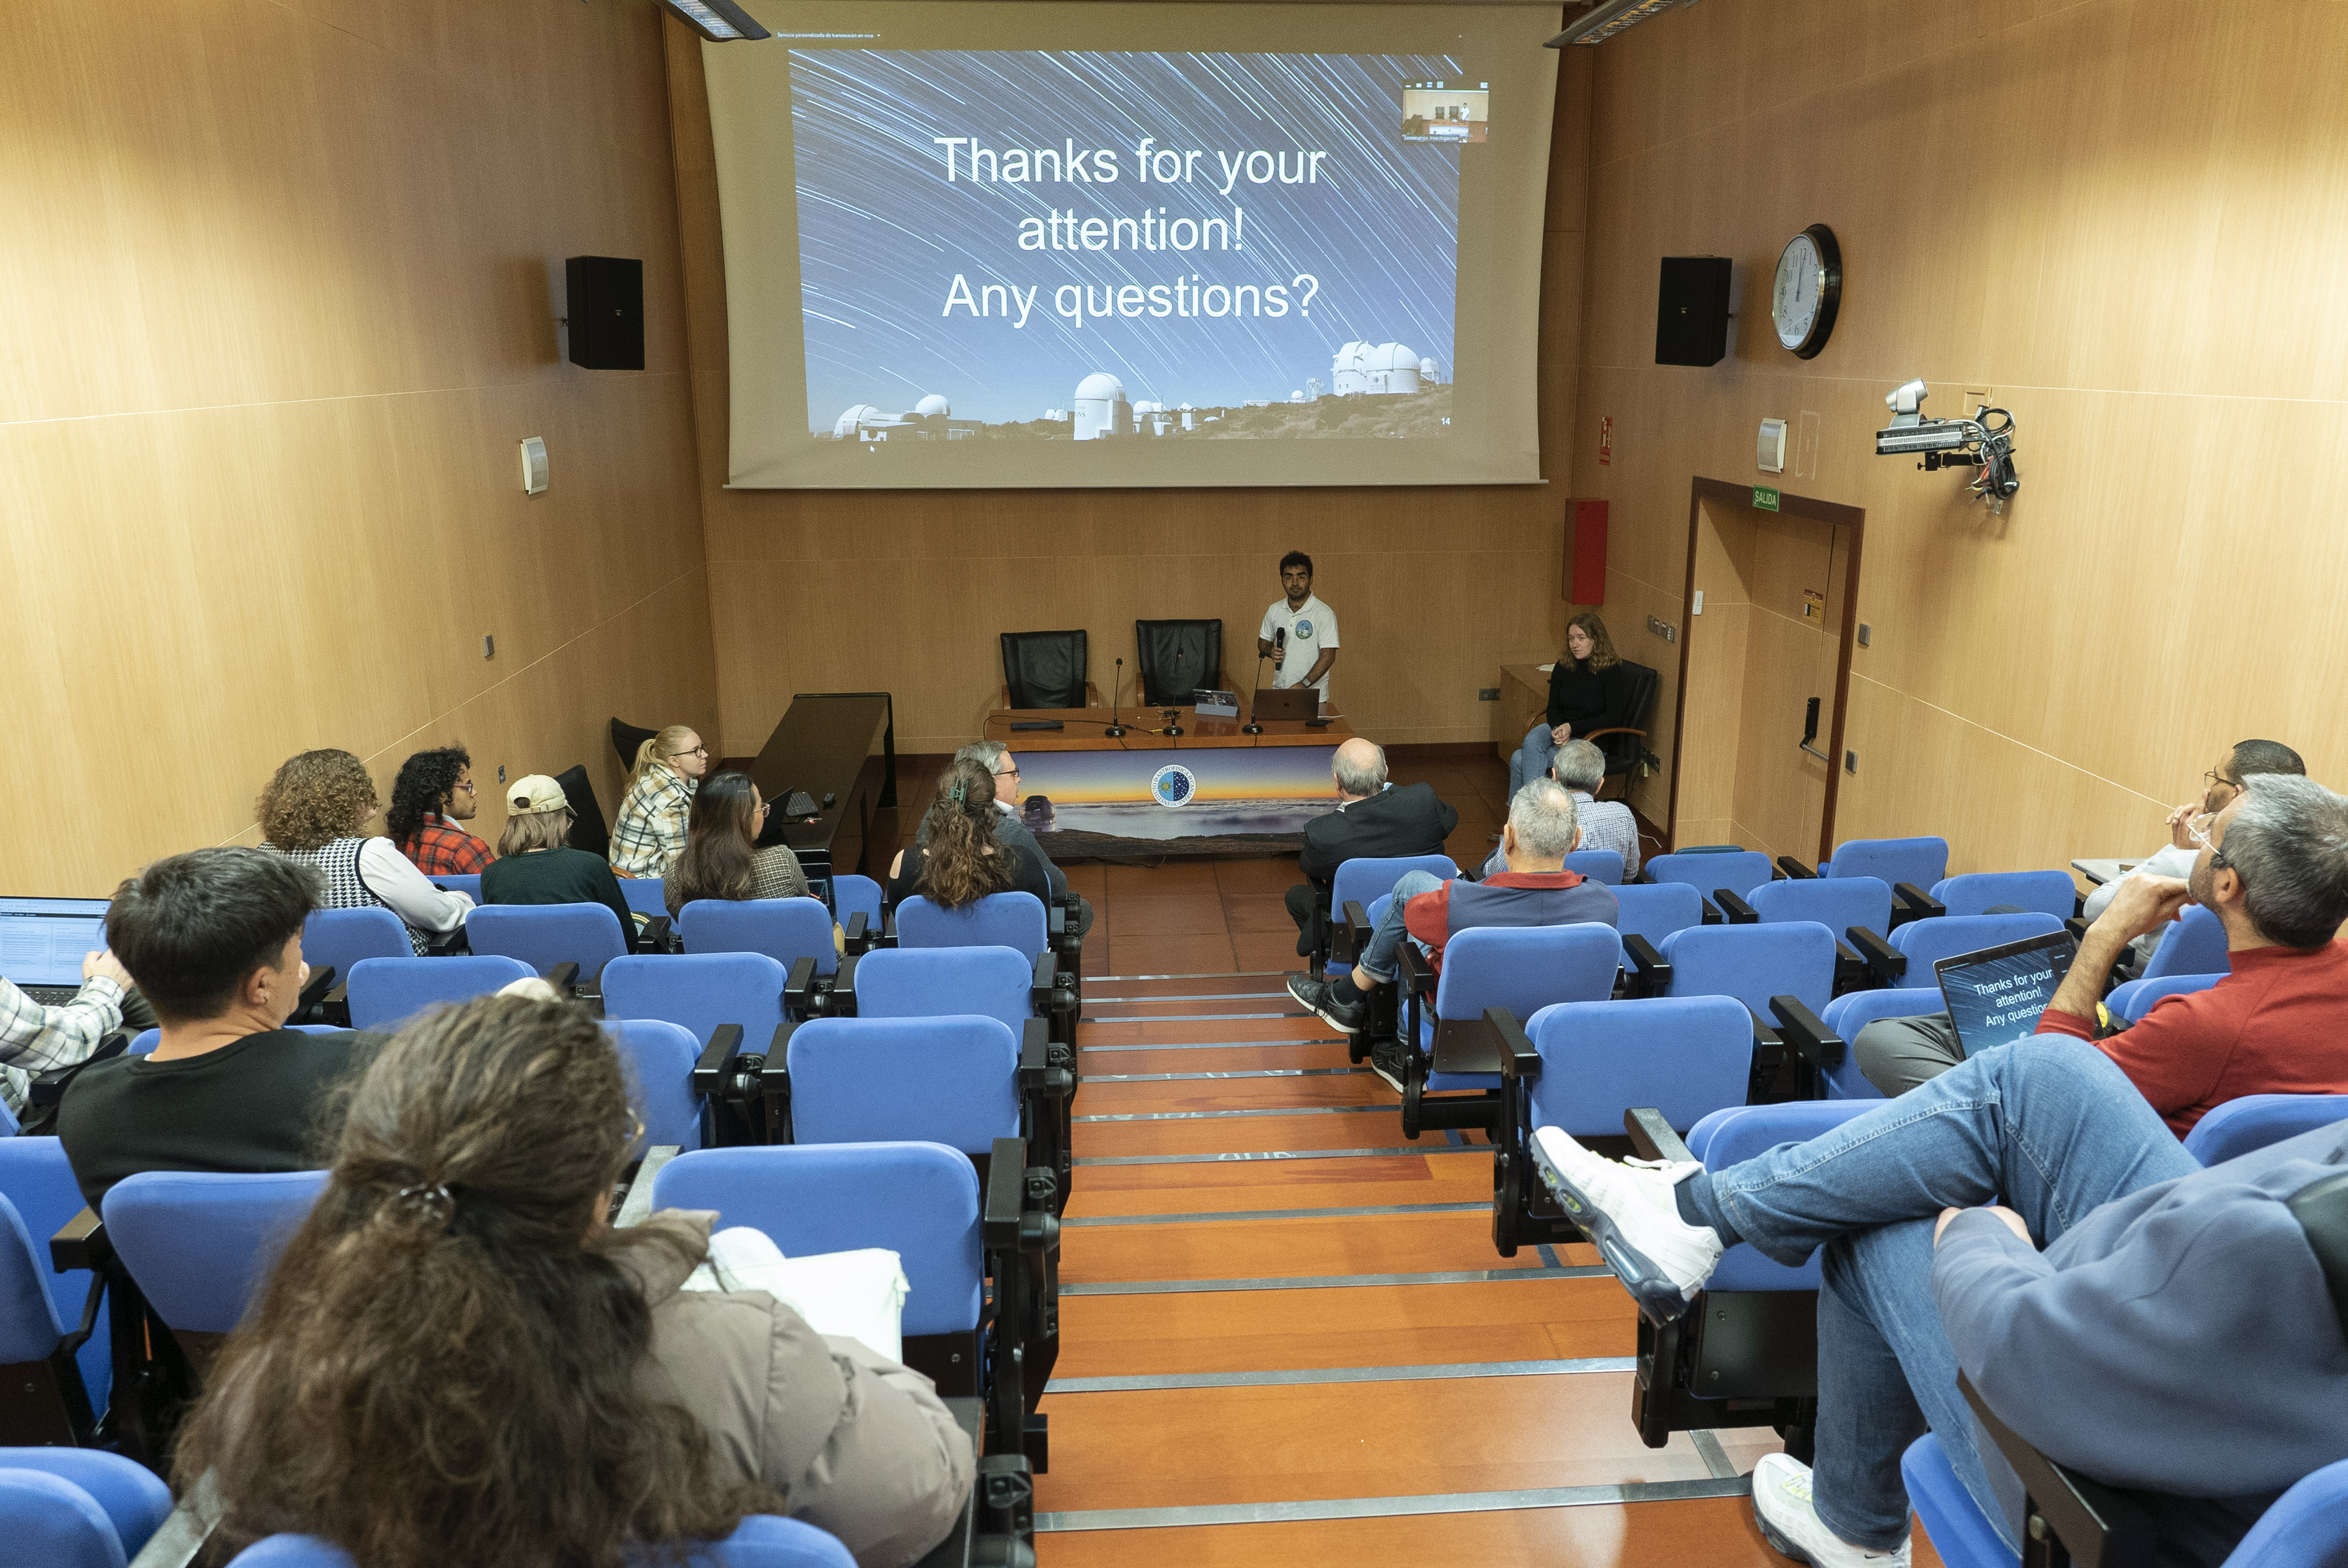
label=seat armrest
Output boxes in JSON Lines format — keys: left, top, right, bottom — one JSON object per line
{"left": 1397, "top": 940, "right": 1437, "bottom": 1001}
{"left": 1849, "top": 924, "right": 1905, "bottom": 983}
{"left": 1769, "top": 995, "right": 1844, "bottom": 1068}
{"left": 1047, "top": 903, "right": 1067, "bottom": 938}
{"left": 126, "top": 1475, "right": 223, "bottom": 1568}
{"left": 612, "top": 1146, "right": 683, "bottom": 1227}
{"left": 1716, "top": 888, "right": 1760, "bottom": 924}
{"left": 982, "top": 1135, "right": 1027, "bottom": 1244}
{"left": 843, "top": 910, "right": 871, "bottom": 953}
{"left": 540, "top": 961, "right": 580, "bottom": 995}
{"left": 1030, "top": 950, "right": 1057, "bottom": 1010}
{"left": 1623, "top": 1107, "right": 1695, "bottom": 1165}
{"left": 633, "top": 915, "right": 673, "bottom": 954}
{"left": 1892, "top": 883, "right": 1945, "bottom": 920}
{"left": 1330, "top": 898, "right": 1372, "bottom": 967}
{"left": 690, "top": 1023, "right": 744, "bottom": 1095}
{"left": 1959, "top": 1373, "right": 2158, "bottom": 1568}
{"left": 2065, "top": 915, "right": 2091, "bottom": 944}
{"left": 298, "top": 964, "right": 339, "bottom": 1014}
{"left": 784, "top": 955, "right": 817, "bottom": 1015}
{"left": 1700, "top": 895, "right": 1724, "bottom": 925}
{"left": 1776, "top": 856, "right": 1818, "bottom": 879}
{"left": 51, "top": 1208, "right": 107, "bottom": 1273}
{"left": 1017, "top": 1018, "right": 1048, "bottom": 1078}
{"left": 831, "top": 951, "right": 857, "bottom": 1009}
{"left": 1621, "top": 933, "right": 1671, "bottom": 996}
{"left": 27, "top": 1065, "right": 71, "bottom": 1108}
{"left": 1492, "top": 1008, "right": 1539, "bottom": 1083}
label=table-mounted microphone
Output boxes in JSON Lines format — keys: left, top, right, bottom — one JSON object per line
{"left": 1164, "top": 648, "right": 1185, "bottom": 736}
{"left": 1242, "top": 653, "right": 1268, "bottom": 734}
{"left": 1103, "top": 657, "right": 1126, "bottom": 738}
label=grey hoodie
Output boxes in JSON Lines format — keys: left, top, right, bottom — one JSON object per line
{"left": 1934, "top": 1122, "right": 2348, "bottom": 1566}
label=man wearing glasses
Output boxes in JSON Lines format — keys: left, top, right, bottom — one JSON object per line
{"left": 2080, "top": 739, "right": 2305, "bottom": 968}
{"left": 1857, "top": 772, "right": 2348, "bottom": 1131}
{"left": 916, "top": 742, "right": 1093, "bottom": 938}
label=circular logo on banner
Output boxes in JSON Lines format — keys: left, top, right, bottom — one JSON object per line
{"left": 1149, "top": 764, "right": 1198, "bottom": 808}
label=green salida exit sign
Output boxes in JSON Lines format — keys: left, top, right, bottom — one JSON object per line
{"left": 1753, "top": 486, "right": 1781, "bottom": 512}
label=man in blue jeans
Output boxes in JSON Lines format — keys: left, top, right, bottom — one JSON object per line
{"left": 1532, "top": 1036, "right": 2348, "bottom": 1568}
{"left": 1287, "top": 777, "right": 1616, "bottom": 1090}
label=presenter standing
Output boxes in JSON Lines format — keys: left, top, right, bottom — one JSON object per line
{"left": 1258, "top": 551, "right": 1340, "bottom": 708}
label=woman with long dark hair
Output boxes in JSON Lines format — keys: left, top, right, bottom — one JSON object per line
{"left": 664, "top": 771, "right": 817, "bottom": 919}
{"left": 173, "top": 995, "right": 971, "bottom": 1568}
{"left": 1510, "top": 611, "right": 1638, "bottom": 796}
{"left": 885, "top": 760, "right": 1051, "bottom": 910}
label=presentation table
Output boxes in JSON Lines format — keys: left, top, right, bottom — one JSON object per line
{"left": 746, "top": 693, "right": 898, "bottom": 893}
{"left": 981, "top": 705, "right": 1355, "bottom": 858}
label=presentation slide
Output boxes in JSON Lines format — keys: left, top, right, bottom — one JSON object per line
{"left": 1940, "top": 940, "right": 2075, "bottom": 1057}
{"left": 702, "top": 3, "right": 1559, "bottom": 488}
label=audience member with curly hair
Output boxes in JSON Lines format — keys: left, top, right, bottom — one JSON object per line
{"left": 885, "top": 760, "right": 1050, "bottom": 911}
{"left": 257, "top": 749, "right": 471, "bottom": 953}
{"left": 386, "top": 743, "right": 492, "bottom": 876}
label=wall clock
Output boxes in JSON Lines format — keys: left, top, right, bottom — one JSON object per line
{"left": 1772, "top": 223, "right": 1842, "bottom": 359}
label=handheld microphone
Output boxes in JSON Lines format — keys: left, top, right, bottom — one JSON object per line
{"left": 1273, "top": 626, "right": 1286, "bottom": 674}
{"left": 1242, "top": 652, "right": 1267, "bottom": 734}
{"left": 1164, "top": 648, "right": 1184, "bottom": 736}
{"left": 1103, "top": 657, "right": 1126, "bottom": 738}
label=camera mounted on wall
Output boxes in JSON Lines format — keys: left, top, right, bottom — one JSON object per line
{"left": 1874, "top": 380, "right": 2020, "bottom": 514}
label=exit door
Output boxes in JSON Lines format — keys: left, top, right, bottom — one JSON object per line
{"left": 1668, "top": 486, "right": 1857, "bottom": 863}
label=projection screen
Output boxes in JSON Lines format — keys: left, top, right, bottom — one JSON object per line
{"left": 702, "top": 2, "right": 1560, "bottom": 488}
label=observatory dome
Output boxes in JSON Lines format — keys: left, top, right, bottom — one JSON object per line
{"left": 1366, "top": 342, "right": 1419, "bottom": 370}
{"left": 1075, "top": 372, "right": 1126, "bottom": 402}
{"left": 833, "top": 404, "right": 883, "bottom": 436}
{"left": 914, "top": 394, "right": 951, "bottom": 418}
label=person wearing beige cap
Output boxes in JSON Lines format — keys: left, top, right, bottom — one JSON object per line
{"left": 479, "top": 775, "right": 637, "bottom": 937}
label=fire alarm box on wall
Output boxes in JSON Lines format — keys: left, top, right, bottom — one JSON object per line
{"left": 1564, "top": 498, "right": 1607, "bottom": 604}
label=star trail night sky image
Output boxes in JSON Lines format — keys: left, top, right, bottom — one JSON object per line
{"left": 788, "top": 49, "right": 1464, "bottom": 439}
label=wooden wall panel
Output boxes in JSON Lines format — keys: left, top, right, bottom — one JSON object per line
{"left": 0, "top": 0, "right": 717, "bottom": 895}
{"left": 1575, "top": 0, "right": 2348, "bottom": 876}
{"left": 666, "top": 29, "right": 1599, "bottom": 757}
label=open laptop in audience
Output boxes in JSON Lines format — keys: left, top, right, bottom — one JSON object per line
{"left": 1935, "top": 929, "right": 2077, "bottom": 1059}
{"left": 0, "top": 897, "right": 112, "bottom": 1006}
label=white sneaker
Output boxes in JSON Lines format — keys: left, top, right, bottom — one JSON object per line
{"left": 1528, "top": 1125, "right": 1723, "bottom": 1323}
{"left": 1751, "top": 1453, "right": 1911, "bottom": 1567}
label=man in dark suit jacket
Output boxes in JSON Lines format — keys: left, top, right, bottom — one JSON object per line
{"left": 1286, "top": 738, "right": 1460, "bottom": 955}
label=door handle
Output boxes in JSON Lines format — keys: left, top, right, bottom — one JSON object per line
{"left": 1799, "top": 696, "right": 1831, "bottom": 762}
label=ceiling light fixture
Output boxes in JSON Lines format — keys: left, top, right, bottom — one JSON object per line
{"left": 1547, "top": 0, "right": 1700, "bottom": 48}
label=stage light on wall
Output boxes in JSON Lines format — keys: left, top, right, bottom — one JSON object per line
{"left": 657, "top": 0, "right": 770, "bottom": 42}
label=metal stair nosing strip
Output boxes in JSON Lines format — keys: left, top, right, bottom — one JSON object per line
{"left": 1077, "top": 1036, "right": 1348, "bottom": 1053}
{"left": 1034, "top": 1474, "right": 1755, "bottom": 1533}
{"left": 1061, "top": 1264, "right": 1611, "bottom": 1295}
{"left": 1075, "top": 1104, "right": 1396, "bottom": 1123}
{"left": 1046, "top": 1355, "right": 1633, "bottom": 1394}
{"left": 1064, "top": 1200, "right": 1492, "bottom": 1227}
{"left": 1076, "top": 1143, "right": 1487, "bottom": 1166}
{"left": 1088, "top": 1066, "right": 1369, "bottom": 1082}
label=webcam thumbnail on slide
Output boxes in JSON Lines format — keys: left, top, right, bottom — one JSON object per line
{"left": 791, "top": 50, "right": 1487, "bottom": 444}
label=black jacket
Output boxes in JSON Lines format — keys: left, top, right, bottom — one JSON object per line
{"left": 1545, "top": 658, "right": 1640, "bottom": 737}
{"left": 1298, "top": 783, "right": 1460, "bottom": 887}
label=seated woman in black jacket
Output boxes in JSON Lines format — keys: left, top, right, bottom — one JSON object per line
{"left": 886, "top": 761, "right": 1052, "bottom": 911}
{"left": 1510, "top": 612, "right": 1638, "bottom": 797}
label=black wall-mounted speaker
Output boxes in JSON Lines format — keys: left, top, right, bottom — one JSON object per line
{"left": 1655, "top": 256, "right": 1733, "bottom": 367}
{"left": 565, "top": 256, "right": 644, "bottom": 371}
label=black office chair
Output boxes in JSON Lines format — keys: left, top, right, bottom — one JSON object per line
{"left": 1135, "top": 619, "right": 1222, "bottom": 707}
{"left": 1000, "top": 630, "right": 1088, "bottom": 710}
{"left": 555, "top": 764, "right": 611, "bottom": 857}
{"left": 1582, "top": 660, "right": 1661, "bottom": 801}
{"left": 610, "top": 717, "right": 657, "bottom": 771}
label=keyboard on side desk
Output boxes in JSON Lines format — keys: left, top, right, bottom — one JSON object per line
{"left": 20, "top": 985, "right": 83, "bottom": 1006}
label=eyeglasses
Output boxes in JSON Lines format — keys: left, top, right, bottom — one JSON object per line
{"left": 993, "top": 766, "right": 1020, "bottom": 780}
{"left": 2204, "top": 770, "right": 2241, "bottom": 793}
{"left": 452, "top": 779, "right": 477, "bottom": 794}
{"left": 667, "top": 746, "right": 708, "bottom": 759}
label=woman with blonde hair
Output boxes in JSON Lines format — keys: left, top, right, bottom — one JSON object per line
{"left": 480, "top": 774, "right": 636, "bottom": 936}
{"left": 611, "top": 724, "right": 710, "bottom": 878}
{"left": 1510, "top": 611, "right": 1639, "bottom": 796}
{"left": 885, "top": 760, "right": 1051, "bottom": 910}
{"left": 258, "top": 748, "right": 472, "bottom": 953}
{"left": 172, "top": 994, "right": 971, "bottom": 1568}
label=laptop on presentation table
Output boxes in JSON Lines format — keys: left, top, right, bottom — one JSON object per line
{"left": 1252, "top": 686, "right": 1318, "bottom": 722}
{"left": 1935, "top": 930, "right": 2077, "bottom": 1059}
{"left": 0, "top": 897, "right": 113, "bottom": 1006}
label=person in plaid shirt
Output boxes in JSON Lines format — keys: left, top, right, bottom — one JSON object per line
{"left": 610, "top": 725, "right": 708, "bottom": 878}
{"left": 388, "top": 745, "right": 492, "bottom": 876}
{"left": 2, "top": 949, "right": 134, "bottom": 1114}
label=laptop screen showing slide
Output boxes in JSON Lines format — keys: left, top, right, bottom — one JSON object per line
{"left": 0, "top": 898, "right": 112, "bottom": 988}
{"left": 1935, "top": 931, "right": 2077, "bottom": 1060}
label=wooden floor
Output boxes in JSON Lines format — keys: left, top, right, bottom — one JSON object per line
{"left": 1012, "top": 750, "right": 1942, "bottom": 1565}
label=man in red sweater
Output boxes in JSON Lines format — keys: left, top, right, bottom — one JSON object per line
{"left": 2035, "top": 774, "right": 2348, "bottom": 1136}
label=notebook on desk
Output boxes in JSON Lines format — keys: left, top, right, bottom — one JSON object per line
{"left": 0, "top": 896, "right": 112, "bottom": 1005}
{"left": 1251, "top": 686, "right": 1318, "bottom": 721}
{"left": 1935, "top": 930, "right": 2076, "bottom": 1059}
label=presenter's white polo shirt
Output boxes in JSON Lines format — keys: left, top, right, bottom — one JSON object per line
{"left": 1260, "top": 594, "right": 1340, "bottom": 699}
